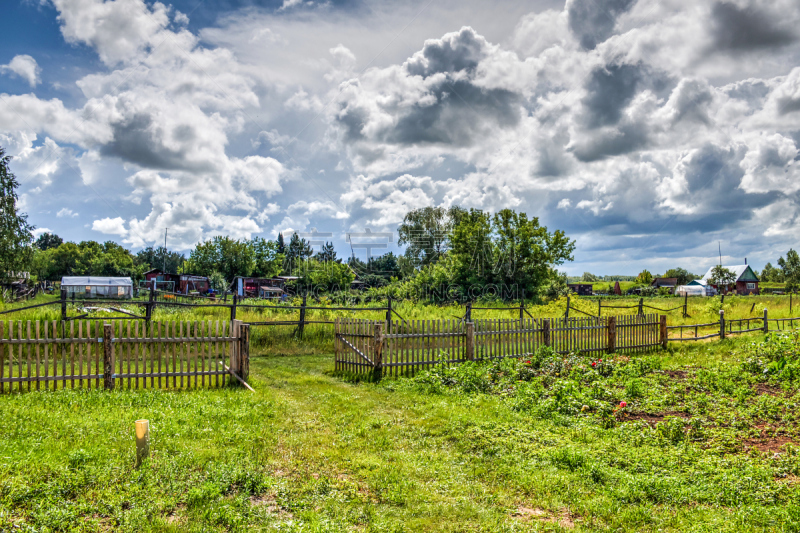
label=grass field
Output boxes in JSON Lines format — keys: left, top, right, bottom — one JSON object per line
{"left": 2, "top": 331, "right": 800, "bottom": 532}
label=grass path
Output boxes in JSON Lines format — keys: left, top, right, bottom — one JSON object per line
{"left": 1, "top": 340, "right": 798, "bottom": 531}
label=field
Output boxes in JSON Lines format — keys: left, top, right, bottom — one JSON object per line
{"left": 3, "top": 326, "right": 800, "bottom": 531}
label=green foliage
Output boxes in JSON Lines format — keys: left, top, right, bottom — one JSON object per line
{"left": 208, "top": 271, "right": 227, "bottom": 291}
{"left": 135, "top": 245, "right": 185, "bottom": 274}
{"left": 315, "top": 241, "right": 338, "bottom": 263}
{"left": 185, "top": 236, "right": 281, "bottom": 281}
{"left": 0, "top": 148, "right": 33, "bottom": 280}
{"left": 761, "top": 262, "right": 784, "bottom": 283}
{"left": 636, "top": 269, "right": 653, "bottom": 285}
{"left": 545, "top": 272, "right": 571, "bottom": 300}
{"left": 34, "top": 232, "right": 62, "bottom": 251}
{"left": 30, "top": 240, "right": 142, "bottom": 280}
{"left": 778, "top": 249, "right": 800, "bottom": 292}
{"left": 664, "top": 267, "right": 697, "bottom": 285}
{"left": 397, "top": 206, "right": 461, "bottom": 267}
{"left": 581, "top": 272, "right": 598, "bottom": 282}
{"left": 295, "top": 259, "right": 355, "bottom": 292}
{"left": 709, "top": 265, "right": 737, "bottom": 291}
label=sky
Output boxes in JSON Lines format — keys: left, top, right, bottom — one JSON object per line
{"left": 2, "top": 0, "right": 800, "bottom": 276}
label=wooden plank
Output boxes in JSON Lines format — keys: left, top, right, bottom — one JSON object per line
{"left": 157, "top": 322, "right": 163, "bottom": 389}
{"left": 35, "top": 321, "right": 40, "bottom": 391}
{"left": 95, "top": 320, "right": 101, "bottom": 389}
{"left": 194, "top": 321, "right": 199, "bottom": 388}
{"left": 0, "top": 322, "right": 4, "bottom": 394}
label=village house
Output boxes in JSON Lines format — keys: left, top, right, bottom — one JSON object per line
{"left": 699, "top": 264, "right": 760, "bottom": 295}
{"left": 143, "top": 269, "right": 210, "bottom": 294}
{"left": 651, "top": 277, "right": 678, "bottom": 293}
{"left": 567, "top": 283, "right": 593, "bottom": 296}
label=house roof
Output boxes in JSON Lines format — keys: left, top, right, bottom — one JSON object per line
{"left": 700, "top": 265, "right": 759, "bottom": 284}
{"left": 651, "top": 277, "right": 678, "bottom": 286}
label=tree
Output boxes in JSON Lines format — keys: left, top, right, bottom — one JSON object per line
{"left": 276, "top": 233, "right": 286, "bottom": 255}
{"left": 295, "top": 259, "right": 354, "bottom": 292}
{"left": 0, "top": 148, "right": 33, "bottom": 281}
{"left": 581, "top": 272, "right": 598, "bottom": 282}
{"left": 135, "top": 246, "right": 185, "bottom": 274}
{"left": 252, "top": 237, "right": 283, "bottom": 278}
{"left": 636, "top": 270, "right": 653, "bottom": 285}
{"left": 760, "top": 262, "right": 783, "bottom": 283}
{"left": 208, "top": 271, "right": 227, "bottom": 291}
{"left": 709, "top": 265, "right": 737, "bottom": 293}
{"left": 184, "top": 239, "right": 221, "bottom": 277}
{"left": 315, "top": 241, "right": 338, "bottom": 263}
{"left": 664, "top": 267, "right": 696, "bottom": 286}
{"left": 35, "top": 233, "right": 63, "bottom": 251}
{"left": 284, "top": 233, "right": 313, "bottom": 272}
{"left": 397, "top": 206, "right": 464, "bottom": 267}
{"left": 778, "top": 250, "right": 800, "bottom": 292}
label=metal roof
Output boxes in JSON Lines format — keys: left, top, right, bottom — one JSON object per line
{"left": 700, "top": 265, "right": 758, "bottom": 283}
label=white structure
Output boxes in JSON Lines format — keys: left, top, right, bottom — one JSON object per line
{"left": 61, "top": 276, "right": 133, "bottom": 299}
{"left": 674, "top": 285, "right": 706, "bottom": 297}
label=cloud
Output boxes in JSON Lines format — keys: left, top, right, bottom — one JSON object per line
{"left": 57, "top": 208, "right": 79, "bottom": 218}
{"left": 92, "top": 217, "right": 127, "bottom": 235}
{"left": 0, "top": 55, "right": 41, "bottom": 87}
{"left": 708, "top": 1, "right": 797, "bottom": 52}
{"left": 567, "top": 0, "right": 637, "bottom": 50}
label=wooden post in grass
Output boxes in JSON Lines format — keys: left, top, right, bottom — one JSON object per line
{"left": 598, "top": 299, "right": 601, "bottom": 317}
{"left": 103, "top": 323, "right": 114, "bottom": 390}
{"left": 230, "top": 294, "right": 238, "bottom": 321}
{"left": 60, "top": 288, "right": 67, "bottom": 321}
{"left": 135, "top": 419, "right": 149, "bottom": 467}
{"left": 719, "top": 310, "right": 725, "bottom": 340}
{"left": 660, "top": 315, "right": 667, "bottom": 349}
{"left": 466, "top": 322, "right": 475, "bottom": 361}
{"left": 239, "top": 324, "right": 250, "bottom": 383}
{"left": 372, "top": 322, "right": 383, "bottom": 381}
{"left": 683, "top": 293, "right": 688, "bottom": 318}
{"left": 638, "top": 298, "right": 644, "bottom": 315}
{"left": 565, "top": 295, "right": 570, "bottom": 320}
{"left": 465, "top": 301, "right": 472, "bottom": 322}
{"left": 543, "top": 319, "right": 551, "bottom": 348}
{"left": 145, "top": 285, "right": 154, "bottom": 326}
{"left": 607, "top": 316, "right": 616, "bottom": 354}
{"left": 298, "top": 292, "right": 307, "bottom": 338}
{"left": 386, "top": 295, "right": 392, "bottom": 332}
{"left": 764, "top": 308, "right": 769, "bottom": 334}
{"left": 519, "top": 298, "right": 524, "bottom": 322}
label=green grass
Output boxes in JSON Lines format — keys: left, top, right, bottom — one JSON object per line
{"left": 2, "top": 333, "right": 800, "bottom": 531}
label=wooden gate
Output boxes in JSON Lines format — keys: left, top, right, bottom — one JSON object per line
{"left": 334, "top": 318, "right": 382, "bottom": 377}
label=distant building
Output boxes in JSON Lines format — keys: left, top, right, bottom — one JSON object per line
{"left": 62, "top": 276, "right": 133, "bottom": 299}
{"left": 699, "top": 264, "right": 759, "bottom": 295}
{"left": 143, "top": 269, "right": 210, "bottom": 294}
{"left": 651, "top": 277, "right": 678, "bottom": 293}
{"left": 567, "top": 283, "right": 593, "bottom": 296}
{"left": 231, "top": 276, "right": 298, "bottom": 298}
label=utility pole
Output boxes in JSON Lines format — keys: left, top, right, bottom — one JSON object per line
{"left": 163, "top": 228, "right": 168, "bottom": 273}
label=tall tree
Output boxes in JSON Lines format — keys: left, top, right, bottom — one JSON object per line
{"left": 252, "top": 237, "right": 283, "bottom": 278}
{"left": 778, "top": 250, "right": 800, "bottom": 292}
{"left": 398, "top": 206, "right": 464, "bottom": 267}
{"left": 315, "top": 241, "right": 338, "bottom": 263}
{"left": 664, "top": 267, "right": 696, "bottom": 286}
{"left": 760, "top": 262, "right": 782, "bottom": 283}
{"left": 276, "top": 233, "right": 285, "bottom": 255}
{"left": 35, "top": 232, "right": 63, "bottom": 251}
{"left": 284, "top": 233, "right": 313, "bottom": 272}
{"left": 0, "top": 148, "right": 33, "bottom": 281}
{"left": 135, "top": 246, "right": 185, "bottom": 273}
{"left": 709, "top": 265, "right": 737, "bottom": 293}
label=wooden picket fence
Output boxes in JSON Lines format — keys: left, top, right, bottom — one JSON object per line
{"left": 334, "top": 314, "right": 665, "bottom": 378}
{"left": 0, "top": 319, "right": 250, "bottom": 393}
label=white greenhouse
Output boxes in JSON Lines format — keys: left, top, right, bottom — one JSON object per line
{"left": 61, "top": 276, "right": 134, "bottom": 299}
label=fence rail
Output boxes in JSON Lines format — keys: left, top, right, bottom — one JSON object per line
{"left": 336, "top": 314, "right": 665, "bottom": 378}
{"left": 0, "top": 319, "right": 249, "bottom": 393}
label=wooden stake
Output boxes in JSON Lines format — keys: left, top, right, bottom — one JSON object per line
{"left": 103, "top": 323, "right": 114, "bottom": 390}
{"left": 135, "top": 419, "right": 149, "bottom": 467}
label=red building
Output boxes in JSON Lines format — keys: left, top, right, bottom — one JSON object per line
{"left": 143, "top": 269, "right": 210, "bottom": 294}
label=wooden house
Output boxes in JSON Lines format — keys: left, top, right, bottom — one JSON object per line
{"left": 567, "top": 283, "right": 593, "bottom": 296}
{"left": 651, "top": 277, "right": 678, "bottom": 293}
{"left": 231, "top": 276, "right": 298, "bottom": 298}
{"left": 699, "top": 264, "right": 759, "bottom": 295}
{"left": 143, "top": 269, "right": 210, "bottom": 294}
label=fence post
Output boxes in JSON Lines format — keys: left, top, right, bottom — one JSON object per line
{"left": 239, "top": 324, "right": 250, "bottom": 383}
{"left": 607, "top": 316, "right": 616, "bottom": 354}
{"left": 684, "top": 293, "right": 688, "bottom": 317}
{"left": 386, "top": 295, "right": 392, "bottom": 332}
{"left": 565, "top": 295, "right": 570, "bottom": 320}
{"left": 465, "top": 301, "right": 472, "bottom": 322}
{"left": 298, "top": 292, "right": 307, "bottom": 338}
{"left": 598, "top": 299, "right": 601, "bottom": 317}
{"left": 543, "top": 319, "right": 551, "bottom": 348}
{"left": 719, "top": 310, "right": 725, "bottom": 340}
{"left": 660, "top": 315, "right": 667, "bottom": 349}
{"left": 764, "top": 308, "right": 768, "bottom": 334}
{"left": 466, "top": 322, "right": 475, "bottom": 361}
{"left": 103, "top": 323, "right": 114, "bottom": 390}
{"left": 372, "top": 322, "right": 383, "bottom": 381}
{"left": 145, "top": 286, "right": 154, "bottom": 327}
{"left": 638, "top": 298, "right": 643, "bottom": 315}
{"left": 230, "top": 294, "right": 237, "bottom": 321}
{"left": 60, "top": 288, "right": 67, "bottom": 321}
{"left": 519, "top": 299, "right": 524, "bottom": 322}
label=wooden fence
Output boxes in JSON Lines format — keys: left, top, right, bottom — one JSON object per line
{"left": 0, "top": 319, "right": 250, "bottom": 393}
{"left": 335, "top": 314, "right": 665, "bottom": 378}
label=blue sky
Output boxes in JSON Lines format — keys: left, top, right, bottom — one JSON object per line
{"left": 2, "top": 0, "right": 800, "bottom": 276}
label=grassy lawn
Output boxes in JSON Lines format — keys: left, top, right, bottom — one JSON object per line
{"left": 3, "top": 333, "right": 800, "bottom": 532}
